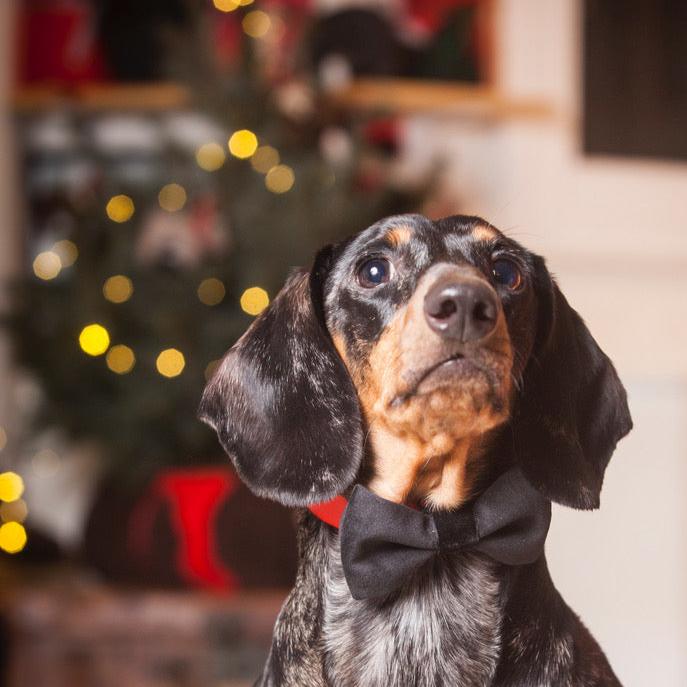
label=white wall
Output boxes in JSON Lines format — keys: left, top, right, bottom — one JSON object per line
{"left": 404, "top": 1, "right": 687, "bottom": 683}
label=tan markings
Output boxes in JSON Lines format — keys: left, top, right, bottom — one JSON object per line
{"left": 335, "top": 263, "right": 514, "bottom": 509}
{"left": 472, "top": 224, "right": 498, "bottom": 242}
{"left": 385, "top": 225, "right": 413, "bottom": 247}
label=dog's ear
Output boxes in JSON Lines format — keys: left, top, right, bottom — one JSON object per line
{"left": 198, "top": 247, "right": 363, "bottom": 506}
{"left": 512, "top": 256, "right": 632, "bottom": 510}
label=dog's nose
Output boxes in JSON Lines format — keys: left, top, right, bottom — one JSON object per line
{"left": 424, "top": 280, "right": 498, "bottom": 342}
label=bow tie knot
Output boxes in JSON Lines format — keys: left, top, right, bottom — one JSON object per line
{"left": 339, "top": 468, "right": 551, "bottom": 600}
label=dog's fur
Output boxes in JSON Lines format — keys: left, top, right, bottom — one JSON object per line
{"left": 200, "top": 214, "right": 632, "bottom": 686}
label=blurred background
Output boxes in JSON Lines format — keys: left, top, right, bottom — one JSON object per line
{"left": 0, "top": 1, "right": 685, "bottom": 685}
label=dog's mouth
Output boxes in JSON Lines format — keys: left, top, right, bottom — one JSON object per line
{"left": 390, "top": 353, "right": 485, "bottom": 406}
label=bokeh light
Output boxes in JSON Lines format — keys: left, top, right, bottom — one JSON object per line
{"left": 106, "top": 194, "right": 135, "bottom": 223}
{"left": 213, "top": 0, "right": 239, "bottom": 11}
{"left": 106, "top": 345, "right": 136, "bottom": 375}
{"left": 228, "top": 129, "right": 258, "bottom": 159}
{"left": 158, "top": 183, "right": 187, "bottom": 212}
{"left": 53, "top": 239, "right": 78, "bottom": 267}
{"left": 196, "top": 142, "right": 226, "bottom": 171}
{"left": 103, "top": 274, "right": 134, "bottom": 303}
{"left": 251, "top": 145, "right": 280, "bottom": 173}
{"left": 240, "top": 286, "right": 270, "bottom": 315}
{"left": 79, "top": 323, "right": 111, "bottom": 356}
{"left": 197, "top": 278, "right": 226, "bottom": 306}
{"left": 33, "top": 251, "right": 62, "bottom": 280}
{"left": 243, "top": 10, "right": 271, "bottom": 38}
{"left": 156, "top": 349, "right": 186, "bottom": 378}
{"left": 31, "top": 449, "right": 60, "bottom": 478}
{"left": 0, "top": 522, "right": 27, "bottom": 554}
{"left": 0, "top": 472, "right": 24, "bottom": 503}
{"left": 265, "top": 164, "right": 295, "bottom": 193}
{"left": 0, "top": 499, "right": 28, "bottom": 524}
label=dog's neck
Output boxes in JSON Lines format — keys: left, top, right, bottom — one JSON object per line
{"left": 365, "top": 423, "right": 485, "bottom": 510}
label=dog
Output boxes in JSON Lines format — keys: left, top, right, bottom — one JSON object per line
{"left": 200, "top": 214, "right": 632, "bottom": 686}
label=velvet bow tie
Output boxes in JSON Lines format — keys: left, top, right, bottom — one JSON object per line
{"left": 337, "top": 467, "right": 551, "bottom": 600}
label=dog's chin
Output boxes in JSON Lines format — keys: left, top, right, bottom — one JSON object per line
{"left": 384, "top": 360, "right": 511, "bottom": 442}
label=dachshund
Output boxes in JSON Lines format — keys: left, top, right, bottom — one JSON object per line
{"left": 200, "top": 214, "right": 632, "bottom": 686}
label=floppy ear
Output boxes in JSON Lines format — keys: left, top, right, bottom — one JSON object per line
{"left": 198, "top": 249, "right": 363, "bottom": 506}
{"left": 512, "top": 256, "right": 632, "bottom": 510}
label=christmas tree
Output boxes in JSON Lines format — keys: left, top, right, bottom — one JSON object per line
{"left": 7, "top": 3, "right": 421, "bottom": 485}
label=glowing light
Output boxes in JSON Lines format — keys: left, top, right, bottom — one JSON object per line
{"left": 158, "top": 183, "right": 187, "bottom": 212}
{"left": 265, "top": 164, "right": 295, "bottom": 194}
{"left": 228, "top": 129, "right": 258, "bottom": 159}
{"left": 53, "top": 240, "right": 78, "bottom": 267}
{"left": 213, "top": 0, "right": 239, "bottom": 11}
{"left": 106, "top": 345, "right": 136, "bottom": 375}
{"left": 239, "top": 0, "right": 254, "bottom": 5}
{"left": 0, "top": 522, "right": 27, "bottom": 554}
{"left": 251, "top": 145, "right": 280, "bottom": 173}
{"left": 103, "top": 275, "right": 134, "bottom": 303}
{"left": 33, "top": 251, "right": 62, "bottom": 280}
{"left": 240, "top": 286, "right": 270, "bottom": 315}
{"left": 197, "top": 278, "right": 226, "bottom": 306}
{"left": 0, "top": 472, "right": 24, "bottom": 503}
{"left": 106, "top": 195, "right": 135, "bottom": 223}
{"left": 0, "top": 499, "right": 28, "bottom": 524}
{"left": 32, "top": 449, "right": 60, "bottom": 478}
{"left": 156, "top": 348, "right": 186, "bottom": 378}
{"left": 205, "top": 359, "right": 221, "bottom": 381}
{"left": 79, "top": 324, "right": 111, "bottom": 357}
{"left": 196, "top": 142, "right": 226, "bottom": 171}
{"left": 0, "top": 427, "right": 6, "bottom": 451}
{"left": 243, "top": 10, "right": 271, "bottom": 38}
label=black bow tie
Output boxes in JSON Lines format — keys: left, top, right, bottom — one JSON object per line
{"left": 339, "top": 467, "right": 551, "bottom": 600}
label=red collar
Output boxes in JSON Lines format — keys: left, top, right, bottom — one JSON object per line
{"left": 308, "top": 495, "right": 348, "bottom": 529}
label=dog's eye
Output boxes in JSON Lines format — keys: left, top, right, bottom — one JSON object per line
{"left": 357, "top": 258, "right": 392, "bottom": 288}
{"left": 492, "top": 259, "right": 522, "bottom": 291}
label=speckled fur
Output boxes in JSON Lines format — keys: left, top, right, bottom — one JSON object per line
{"left": 256, "top": 513, "right": 622, "bottom": 687}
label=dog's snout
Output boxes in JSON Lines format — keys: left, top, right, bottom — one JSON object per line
{"left": 424, "top": 280, "right": 498, "bottom": 342}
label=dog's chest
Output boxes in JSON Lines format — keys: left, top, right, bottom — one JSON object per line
{"left": 322, "top": 536, "right": 503, "bottom": 687}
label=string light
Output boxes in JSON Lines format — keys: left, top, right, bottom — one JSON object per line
{"left": 265, "top": 164, "right": 295, "bottom": 193}
{"left": 228, "top": 129, "right": 258, "bottom": 159}
{"left": 106, "top": 345, "right": 136, "bottom": 374}
{"left": 196, "top": 142, "right": 226, "bottom": 171}
{"left": 240, "top": 286, "right": 270, "bottom": 315}
{"left": 0, "top": 522, "right": 27, "bottom": 554}
{"left": 31, "top": 449, "right": 60, "bottom": 478}
{"left": 156, "top": 349, "right": 186, "bottom": 378}
{"left": 0, "top": 472, "right": 24, "bottom": 503}
{"left": 79, "top": 324, "right": 111, "bottom": 356}
{"left": 103, "top": 275, "right": 134, "bottom": 303}
{"left": 106, "top": 194, "right": 135, "bottom": 223}
{"left": 251, "top": 145, "right": 280, "bottom": 173}
{"left": 53, "top": 240, "right": 78, "bottom": 267}
{"left": 0, "top": 427, "right": 6, "bottom": 451}
{"left": 33, "top": 251, "right": 62, "bottom": 280}
{"left": 213, "top": 0, "right": 240, "bottom": 11}
{"left": 0, "top": 499, "right": 28, "bottom": 524}
{"left": 158, "top": 183, "right": 187, "bottom": 212}
{"left": 243, "top": 10, "right": 271, "bottom": 38}
{"left": 197, "top": 278, "right": 226, "bottom": 306}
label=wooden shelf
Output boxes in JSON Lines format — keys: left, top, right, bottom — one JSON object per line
{"left": 13, "top": 79, "right": 554, "bottom": 122}
{"left": 13, "top": 82, "right": 191, "bottom": 113}
{"left": 329, "top": 78, "right": 555, "bottom": 121}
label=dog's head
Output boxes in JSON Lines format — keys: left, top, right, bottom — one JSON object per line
{"left": 199, "top": 214, "right": 632, "bottom": 511}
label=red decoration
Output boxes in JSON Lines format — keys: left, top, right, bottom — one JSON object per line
{"left": 128, "top": 468, "right": 239, "bottom": 591}
{"left": 17, "top": 1, "right": 109, "bottom": 84}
